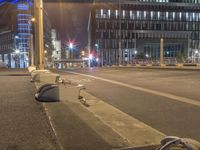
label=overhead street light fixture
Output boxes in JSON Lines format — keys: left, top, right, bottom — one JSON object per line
{"left": 15, "top": 49, "right": 20, "bottom": 54}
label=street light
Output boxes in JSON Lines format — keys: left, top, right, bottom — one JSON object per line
{"left": 134, "top": 50, "right": 138, "bottom": 55}
{"left": 31, "top": 17, "right": 36, "bottom": 22}
{"left": 67, "top": 41, "right": 75, "bottom": 59}
{"left": 89, "top": 54, "right": 93, "bottom": 60}
{"left": 134, "top": 50, "right": 138, "bottom": 60}
{"left": 95, "top": 43, "right": 100, "bottom": 66}
{"left": 15, "top": 49, "right": 20, "bottom": 54}
{"left": 69, "top": 42, "right": 73, "bottom": 49}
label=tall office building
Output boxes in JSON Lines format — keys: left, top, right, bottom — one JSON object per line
{"left": 0, "top": 0, "right": 33, "bottom": 68}
{"left": 88, "top": 0, "right": 200, "bottom": 65}
{"left": 16, "top": 0, "right": 33, "bottom": 68}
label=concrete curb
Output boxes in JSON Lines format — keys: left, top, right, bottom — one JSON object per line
{"left": 34, "top": 82, "right": 64, "bottom": 150}
{"left": 80, "top": 91, "right": 165, "bottom": 148}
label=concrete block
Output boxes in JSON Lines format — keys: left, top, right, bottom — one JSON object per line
{"left": 28, "top": 66, "right": 36, "bottom": 73}
{"left": 33, "top": 73, "right": 60, "bottom": 83}
{"left": 35, "top": 83, "right": 85, "bottom": 102}
{"left": 176, "top": 64, "right": 183, "bottom": 68}
{"left": 31, "top": 69, "right": 50, "bottom": 77}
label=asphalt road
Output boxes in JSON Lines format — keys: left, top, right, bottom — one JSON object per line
{"left": 55, "top": 67, "right": 200, "bottom": 142}
{"left": 0, "top": 69, "right": 60, "bottom": 150}
{"left": 0, "top": 69, "right": 114, "bottom": 150}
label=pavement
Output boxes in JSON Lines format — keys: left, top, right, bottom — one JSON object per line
{"left": 54, "top": 67, "right": 200, "bottom": 142}
{"left": 0, "top": 69, "right": 60, "bottom": 150}
{"left": 110, "top": 65, "right": 200, "bottom": 71}
{"left": 2, "top": 67, "right": 200, "bottom": 150}
{"left": 0, "top": 69, "right": 114, "bottom": 150}
{"left": 34, "top": 80, "right": 163, "bottom": 150}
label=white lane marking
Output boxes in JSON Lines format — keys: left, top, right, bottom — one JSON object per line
{"left": 43, "top": 103, "right": 65, "bottom": 150}
{"left": 61, "top": 77, "right": 95, "bottom": 84}
{"left": 67, "top": 71, "right": 200, "bottom": 107}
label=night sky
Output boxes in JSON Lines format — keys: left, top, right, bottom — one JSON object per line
{"left": 44, "top": 3, "right": 91, "bottom": 50}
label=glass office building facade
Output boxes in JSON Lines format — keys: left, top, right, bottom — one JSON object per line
{"left": 89, "top": 0, "right": 200, "bottom": 65}
{"left": 0, "top": 0, "right": 32, "bottom": 68}
{"left": 16, "top": 0, "right": 32, "bottom": 68}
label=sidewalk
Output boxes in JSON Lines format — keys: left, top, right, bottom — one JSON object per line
{"left": 0, "top": 69, "right": 112, "bottom": 150}
{"left": 109, "top": 64, "right": 200, "bottom": 71}
{"left": 0, "top": 69, "right": 59, "bottom": 150}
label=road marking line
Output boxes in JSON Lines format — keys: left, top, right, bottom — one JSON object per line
{"left": 67, "top": 71, "right": 200, "bottom": 107}
{"left": 43, "top": 103, "right": 65, "bottom": 150}
{"left": 34, "top": 82, "right": 64, "bottom": 150}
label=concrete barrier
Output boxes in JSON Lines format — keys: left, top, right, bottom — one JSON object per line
{"left": 32, "top": 70, "right": 85, "bottom": 102}
{"left": 58, "top": 84, "right": 85, "bottom": 102}
{"left": 176, "top": 63, "right": 183, "bottom": 68}
{"left": 32, "top": 73, "right": 60, "bottom": 83}
{"left": 31, "top": 69, "right": 50, "bottom": 77}
{"left": 28, "top": 66, "right": 36, "bottom": 73}
{"left": 35, "top": 81, "right": 85, "bottom": 102}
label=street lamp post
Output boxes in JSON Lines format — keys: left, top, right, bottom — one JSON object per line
{"left": 160, "top": 38, "right": 164, "bottom": 66}
{"left": 118, "top": 0, "right": 122, "bottom": 66}
{"left": 28, "top": 18, "right": 35, "bottom": 67}
{"left": 34, "top": 0, "right": 44, "bottom": 69}
{"left": 14, "top": 36, "right": 19, "bottom": 68}
{"left": 95, "top": 43, "right": 99, "bottom": 66}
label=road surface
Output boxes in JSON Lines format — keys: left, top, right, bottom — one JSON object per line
{"left": 55, "top": 67, "right": 200, "bottom": 142}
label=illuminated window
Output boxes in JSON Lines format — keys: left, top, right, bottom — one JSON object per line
{"left": 108, "top": 9, "right": 111, "bottom": 18}
{"left": 166, "top": 12, "right": 169, "bottom": 19}
{"left": 115, "top": 10, "right": 118, "bottom": 18}
{"left": 123, "top": 10, "right": 125, "bottom": 19}
{"left": 130, "top": 10, "right": 133, "bottom": 19}
{"left": 101, "top": 9, "right": 103, "bottom": 18}
{"left": 158, "top": 11, "right": 160, "bottom": 20}
{"left": 144, "top": 11, "right": 147, "bottom": 19}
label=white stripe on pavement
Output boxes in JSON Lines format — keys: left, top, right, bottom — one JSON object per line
{"left": 67, "top": 71, "right": 200, "bottom": 108}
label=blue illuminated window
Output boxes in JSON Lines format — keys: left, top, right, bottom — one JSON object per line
{"left": 17, "top": 4, "right": 29, "bottom": 10}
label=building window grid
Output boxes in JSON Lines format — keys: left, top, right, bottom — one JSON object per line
{"left": 95, "top": 5, "right": 200, "bottom": 61}
{"left": 96, "top": 9, "right": 200, "bottom": 23}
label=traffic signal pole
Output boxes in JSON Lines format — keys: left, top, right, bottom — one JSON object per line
{"left": 160, "top": 38, "right": 164, "bottom": 66}
{"left": 34, "top": 0, "right": 44, "bottom": 69}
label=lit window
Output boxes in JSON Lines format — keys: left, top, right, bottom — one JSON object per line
{"left": 137, "top": 11, "right": 140, "bottom": 19}
{"left": 144, "top": 11, "right": 147, "bottom": 19}
{"left": 101, "top": 9, "right": 103, "bottom": 18}
{"left": 186, "top": 12, "right": 189, "bottom": 21}
{"left": 173, "top": 12, "right": 175, "bottom": 20}
{"left": 166, "top": 12, "right": 169, "bottom": 19}
{"left": 151, "top": 11, "right": 153, "bottom": 19}
{"left": 108, "top": 9, "right": 111, "bottom": 18}
{"left": 130, "top": 10, "right": 133, "bottom": 19}
{"left": 193, "top": 13, "right": 195, "bottom": 21}
{"left": 123, "top": 10, "right": 125, "bottom": 19}
{"left": 115, "top": 10, "right": 118, "bottom": 18}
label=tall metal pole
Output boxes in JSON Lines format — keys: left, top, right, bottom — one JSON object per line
{"left": 118, "top": 0, "right": 122, "bottom": 66}
{"left": 34, "top": 0, "right": 44, "bottom": 69}
{"left": 30, "top": 34, "right": 34, "bottom": 66}
{"left": 88, "top": 12, "right": 91, "bottom": 68}
{"left": 160, "top": 38, "right": 164, "bottom": 66}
